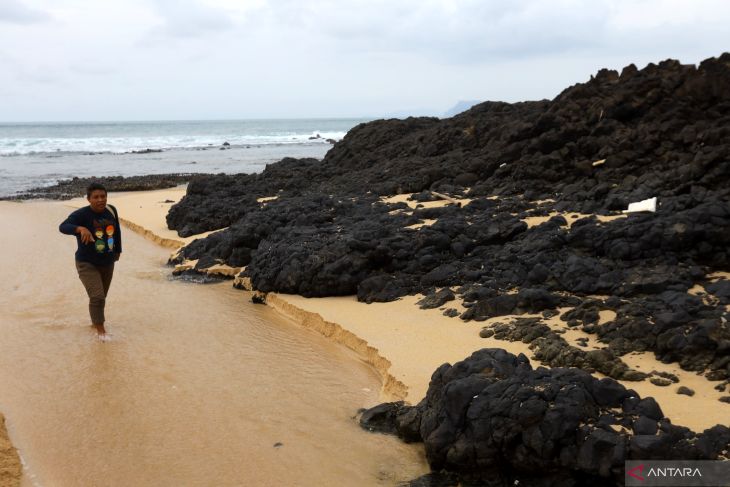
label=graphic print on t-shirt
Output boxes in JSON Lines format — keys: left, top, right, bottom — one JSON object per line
{"left": 93, "top": 217, "right": 116, "bottom": 253}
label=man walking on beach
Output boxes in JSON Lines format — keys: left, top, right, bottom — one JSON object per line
{"left": 59, "top": 183, "right": 122, "bottom": 340}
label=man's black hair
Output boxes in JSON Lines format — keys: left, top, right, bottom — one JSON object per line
{"left": 86, "top": 182, "right": 107, "bottom": 198}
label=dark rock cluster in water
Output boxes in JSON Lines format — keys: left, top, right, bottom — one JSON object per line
{"left": 2, "top": 174, "right": 204, "bottom": 200}
{"left": 168, "top": 53, "right": 730, "bottom": 388}
{"left": 360, "top": 349, "right": 730, "bottom": 487}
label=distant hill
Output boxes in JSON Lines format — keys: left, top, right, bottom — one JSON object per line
{"left": 443, "top": 100, "right": 482, "bottom": 117}
{"left": 380, "top": 108, "right": 440, "bottom": 119}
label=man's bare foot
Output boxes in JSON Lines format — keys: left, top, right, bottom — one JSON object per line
{"left": 92, "top": 323, "right": 108, "bottom": 340}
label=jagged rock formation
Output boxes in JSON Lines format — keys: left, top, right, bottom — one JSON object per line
{"left": 360, "top": 349, "right": 730, "bottom": 487}
{"left": 167, "top": 54, "right": 730, "bottom": 383}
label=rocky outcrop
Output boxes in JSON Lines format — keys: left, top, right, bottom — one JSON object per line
{"left": 2, "top": 174, "right": 203, "bottom": 200}
{"left": 360, "top": 349, "right": 730, "bottom": 487}
{"left": 170, "top": 55, "right": 730, "bottom": 226}
{"left": 167, "top": 54, "right": 730, "bottom": 382}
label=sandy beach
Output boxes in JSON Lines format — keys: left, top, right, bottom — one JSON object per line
{"left": 270, "top": 294, "right": 728, "bottom": 432}
{"left": 0, "top": 413, "right": 20, "bottom": 487}
{"left": 1, "top": 185, "right": 727, "bottom": 485}
{"left": 0, "top": 196, "right": 428, "bottom": 486}
{"left": 3, "top": 4, "right": 729, "bottom": 483}
{"left": 72, "top": 187, "right": 730, "bottom": 431}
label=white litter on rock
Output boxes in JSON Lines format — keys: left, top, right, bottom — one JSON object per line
{"left": 623, "top": 196, "right": 657, "bottom": 213}
{"left": 592, "top": 159, "right": 606, "bottom": 167}
{"left": 499, "top": 163, "right": 506, "bottom": 168}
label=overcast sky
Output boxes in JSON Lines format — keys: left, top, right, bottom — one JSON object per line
{"left": 1, "top": 0, "right": 729, "bottom": 121}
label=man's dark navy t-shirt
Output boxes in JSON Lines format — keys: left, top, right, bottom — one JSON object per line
{"left": 59, "top": 206, "right": 122, "bottom": 266}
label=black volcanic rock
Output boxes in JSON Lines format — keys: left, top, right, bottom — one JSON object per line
{"left": 170, "top": 54, "right": 730, "bottom": 233}
{"left": 2, "top": 174, "right": 200, "bottom": 200}
{"left": 707, "top": 279, "right": 730, "bottom": 303}
{"left": 417, "top": 288, "right": 456, "bottom": 309}
{"left": 167, "top": 53, "right": 730, "bottom": 380}
{"left": 360, "top": 349, "right": 730, "bottom": 486}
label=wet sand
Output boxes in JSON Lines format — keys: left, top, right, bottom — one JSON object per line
{"left": 110, "top": 189, "right": 727, "bottom": 432}
{"left": 5, "top": 188, "right": 726, "bottom": 485}
{"left": 269, "top": 295, "right": 728, "bottom": 432}
{"left": 0, "top": 413, "right": 21, "bottom": 487}
{"left": 0, "top": 200, "right": 428, "bottom": 486}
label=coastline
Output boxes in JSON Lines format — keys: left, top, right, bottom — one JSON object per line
{"left": 0, "top": 196, "right": 430, "bottom": 486}
{"left": 1, "top": 182, "right": 726, "bottom": 485}
{"left": 76, "top": 186, "right": 729, "bottom": 432}
{"left": 269, "top": 294, "right": 729, "bottom": 432}
{"left": 2, "top": 53, "right": 728, "bottom": 486}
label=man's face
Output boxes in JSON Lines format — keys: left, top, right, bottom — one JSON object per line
{"left": 88, "top": 190, "right": 107, "bottom": 212}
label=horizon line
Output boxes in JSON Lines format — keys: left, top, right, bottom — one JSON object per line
{"left": 0, "top": 116, "right": 385, "bottom": 124}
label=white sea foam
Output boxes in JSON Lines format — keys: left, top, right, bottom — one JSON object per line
{"left": 0, "top": 119, "right": 366, "bottom": 196}
{"left": 0, "top": 131, "right": 349, "bottom": 156}
{"left": 0, "top": 119, "right": 364, "bottom": 155}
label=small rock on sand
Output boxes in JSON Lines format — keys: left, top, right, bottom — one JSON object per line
{"left": 479, "top": 328, "right": 494, "bottom": 338}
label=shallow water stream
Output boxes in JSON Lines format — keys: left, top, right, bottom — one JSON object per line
{"left": 0, "top": 202, "right": 428, "bottom": 486}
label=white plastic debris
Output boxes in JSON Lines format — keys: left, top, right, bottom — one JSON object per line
{"left": 623, "top": 196, "right": 657, "bottom": 213}
{"left": 592, "top": 159, "right": 606, "bottom": 167}
{"left": 499, "top": 163, "right": 506, "bottom": 168}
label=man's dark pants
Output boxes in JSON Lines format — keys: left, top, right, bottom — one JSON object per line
{"left": 75, "top": 261, "right": 114, "bottom": 325}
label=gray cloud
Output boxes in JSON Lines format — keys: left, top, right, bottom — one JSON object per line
{"left": 0, "top": 0, "right": 50, "bottom": 24}
{"left": 257, "top": 0, "right": 611, "bottom": 63}
{"left": 256, "top": 0, "right": 729, "bottom": 65}
{"left": 1, "top": 0, "right": 729, "bottom": 120}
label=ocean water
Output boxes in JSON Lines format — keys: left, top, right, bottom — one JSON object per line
{"left": 0, "top": 119, "right": 368, "bottom": 197}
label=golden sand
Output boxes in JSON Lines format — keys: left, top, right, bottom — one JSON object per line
{"left": 380, "top": 193, "right": 473, "bottom": 209}
{"left": 0, "top": 413, "right": 21, "bottom": 487}
{"left": 620, "top": 353, "right": 729, "bottom": 428}
{"left": 53, "top": 190, "right": 730, "bottom": 433}
{"left": 271, "top": 295, "right": 729, "bottom": 431}
{"left": 0, "top": 201, "right": 429, "bottom": 486}
{"left": 405, "top": 219, "right": 438, "bottom": 229}
{"left": 522, "top": 211, "right": 627, "bottom": 229}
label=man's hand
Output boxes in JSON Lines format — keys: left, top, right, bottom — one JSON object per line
{"left": 114, "top": 253, "right": 121, "bottom": 262}
{"left": 77, "top": 226, "right": 95, "bottom": 244}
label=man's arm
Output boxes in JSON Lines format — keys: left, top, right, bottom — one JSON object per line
{"left": 59, "top": 211, "right": 94, "bottom": 244}
{"left": 116, "top": 217, "right": 122, "bottom": 254}
{"left": 59, "top": 211, "right": 81, "bottom": 235}
{"left": 112, "top": 206, "right": 122, "bottom": 256}
{"left": 114, "top": 223, "right": 122, "bottom": 261}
